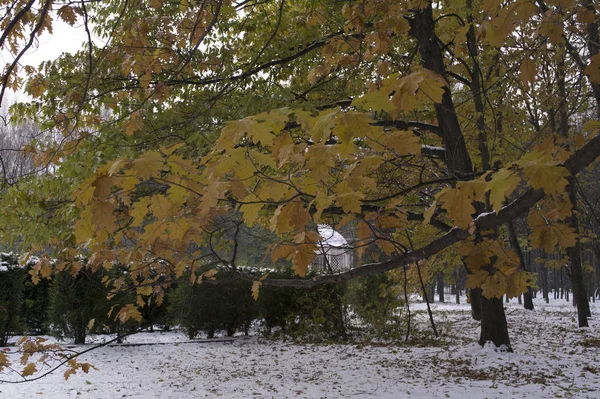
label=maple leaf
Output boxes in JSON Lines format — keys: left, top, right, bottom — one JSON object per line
{"left": 528, "top": 210, "right": 577, "bottom": 251}
{"left": 251, "top": 272, "right": 270, "bottom": 300}
{"left": 352, "top": 88, "right": 394, "bottom": 113}
{"left": 481, "top": 273, "right": 507, "bottom": 299}
{"left": 0, "top": 352, "right": 8, "bottom": 371}
{"left": 292, "top": 245, "right": 317, "bottom": 277}
{"left": 460, "top": 241, "right": 494, "bottom": 270}
{"left": 275, "top": 201, "right": 310, "bottom": 234}
{"left": 22, "top": 363, "right": 37, "bottom": 377}
{"left": 270, "top": 243, "right": 296, "bottom": 263}
{"left": 168, "top": 219, "right": 191, "bottom": 242}
{"left": 58, "top": 6, "right": 79, "bottom": 25}
{"left": 505, "top": 271, "right": 535, "bottom": 299}
{"left": 92, "top": 174, "right": 113, "bottom": 199}
{"left": 306, "top": 145, "right": 336, "bottom": 182}
{"left": 519, "top": 57, "right": 536, "bottom": 87}
{"left": 74, "top": 214, "right": 95, "bottom": 243}
{"left": 523, "top": 163, "right": 569, "bottom": 195}
{"left": 423, "top": 200, "right": 437, "bottom": 225}
{"left": 149, "top": 195, "right": 175, "bottom": 220}
{"left": 417, "top": 69, "right": 446, "bottom": 103}
{"left": 437, "top": 187, "right": 476, "bottom": 229}
{"left": 270, "top": 132, "right": 296, "bottom": 167}
{"left": 381, "top": 130, "right": 422, "bottom": 155}
{"left": 116, "top": 304, "right": 143, "bottom": 323}
{"left": 241, "top": 201, "right": 263, "bottom": 226}
{"left": 93, "top": 200, "right": 116, "bottom": 232}
{"left": 466, "top": 269, "right": 490, "bottom": 289}
{"left": 124, "top": 111, "right": 143, "bottom": 137}
{"left": 334, "top": 191, "right": 364, "bottom": 214}
{"left": 487, "top": 169, "right": 520, "bottom": 212}
{"left": 131, "top": 151, "right": 164, "bottom": 179}
{"left": 167, "top": 184, "right": 191, "bottom": 207}
{"left": 167, "top": 155, "right": 198, "bottom": 176}
{"left": 585, "top": 53, "right": 600, "bottom": 84}
{"left": 251, "top": 281, "right": 262, "bottom": 300}
{"left": 538, "top": 15, "right": 563, "bottom": 45}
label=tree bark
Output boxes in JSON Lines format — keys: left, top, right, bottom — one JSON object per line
{"left": 408, "top": 2, "right": 506, "bottom": 342}
{"left": 558, "top": 52, "right": 591, "bottom": 327}
{"left": 436, "top": 272, "right": 445, "bottom": 303}
{"left": 507, "top": 220, "right": 534, "bottom": 310}
{"left": 479, "top": 296, "right": 511, "bottom": 351}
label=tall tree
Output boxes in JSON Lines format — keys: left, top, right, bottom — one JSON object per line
{"left": 2, "top": 0, "right": 600, "bottom": 353}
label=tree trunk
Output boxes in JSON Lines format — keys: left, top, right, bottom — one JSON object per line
{"left": 74, "top": 328, "right": 86, "bottom": 345}
{"left": 470, "top": 288, "right": 482, "bottom": 321}
{"left": 437, "top": 272, "right": 445, "bottom": 303}
{"left": 507, "top": 220, "right": 534, "bottom": 310}
{"left": 557, "top": 52, "right": 591, "bottom": 327}
{"left": 479, "top": 296, "right": 512, "bottom": 351}
{"left": 409, "top": 1, "right": 510, "bottom": 348}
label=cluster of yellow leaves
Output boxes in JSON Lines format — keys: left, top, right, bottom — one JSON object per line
{"left": 431, "top": 138, "right": 571, "bottom": 230}
{"left": 352, "top": 69, "right": 447, "bottom": 117}
{"left": 478, "top": 0, "right": 538, "bottom": 48}
{"left": 460, "top": 240, "right": 535, "bottom": 299}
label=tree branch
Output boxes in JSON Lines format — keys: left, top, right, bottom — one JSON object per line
{"left": 251, "top": 133, "right": 600, "bottom": 288}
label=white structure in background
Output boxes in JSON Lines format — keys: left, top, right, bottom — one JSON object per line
{"left": 311, "top": 224, "right": 354, "bottom": 273}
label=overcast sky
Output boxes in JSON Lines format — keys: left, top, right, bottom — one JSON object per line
{"left": 1, "top": 20, "right": 89, "bottom": 104}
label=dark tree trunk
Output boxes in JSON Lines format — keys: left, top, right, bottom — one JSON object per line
{"left": 542, "top": 265, "right": 550, "bottom": 304}
{"left": 409, "top": 1, "right": 510, "bottom": 348}
{"left": 557, "top": 51, "right": 591, "bottom": 327}
{"left": 507, "top": 220, "right": 534, "bottom": 310}
{"left": 74, "top": 328, "right": 86, "bottom": 345}
{"left": 470, "top": 288, "right": 482, "bottom": 321}
{"left": 479, "top": 296, "right": 511, "bottom": 351}
{"left": 437, "top": 272, "right": 445, "bottom": 303}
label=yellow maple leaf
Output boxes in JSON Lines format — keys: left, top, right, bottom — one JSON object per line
{"left": 381, "top": 130, "right": 422, "bottom": 155}
{"left": 487, "top": 169, "right": 521, "bottom": 212}
{"left": 481, "top": 273, "right": 507, "bottom": 299}
{"left": 131, "top": 151, "right": 164, "bottom": 179}
{"left": 274, "top": 201, "right": 310, "bottom": 234}
{"left": 167, "top": 155, "right": 198, "bottom": 176}
{"left": 149, "top": 195, "right": 175, "bottom": 220}
{"left": 538, "top": 16, "right": 563, "bottom": 45}
{"left": 241, "top": 201, "right": 263, "bottom": 226}
{"left": 585, "top": 53, "right": 600, "bottom": 84}
{"left": 306, "top": 145, "right": 336, "bottom": 182}
{"left": 519, "top": 57, "right": 536, "bottom": 87}
{"left": 251, "top": 281, "right": 262, "bottom": 300}
{"left": 437, "top": 187, "right": 476, "bottom": 229}
{"left": 292, "top": 244, "right": 317, "bottom": 277}
{"left": 519, "top": 152, "right": 569, "bottom": 195}
{"left": 352, "top": 88, "right": 395, "bottom": 113}
{"left": 466, "top": 269, "right": 490, "bottom": 289}
{"left": 333, "top": 181, "right": 365, "bottom": 214}
{"left": 270, "top": 243, "right": 296, "bottom": 262}
{"left": 22, "top": 363, "right": 37, "bottom": 377}
{"left": 116, "top": 304, "right": 143, "bottom": 323}
{"left": 124, "top": 111, "right": 143, "bottom": 137}
{"left": 93, "top": 200, "right": 116, "bottom": 232}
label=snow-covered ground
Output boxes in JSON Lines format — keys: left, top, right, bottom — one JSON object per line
{"left": 1, "top": 296, "right": 599, "bottom": 398}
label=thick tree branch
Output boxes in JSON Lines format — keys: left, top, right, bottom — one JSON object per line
{"left": 252, "top": 133, "right": 600, "bottom": 288}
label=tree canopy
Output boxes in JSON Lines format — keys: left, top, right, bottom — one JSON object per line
{"left": 1, "top": 0, "right": 600, "bottom": 357}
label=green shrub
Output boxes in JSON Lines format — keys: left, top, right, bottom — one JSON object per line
{"left": 49, "top": 264, "right": 138, "bottom": 344}
{"left": 0, "top": 260, "right": 25, "bottom": 346}
{"left": 344, "top": 272, "right": 405, "bottom": 339}
{"left": 167, "top": 271, "right": 256, "bottom": 339}
{"left": 257, "top": 269, "right": 347, "bottom": 341}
